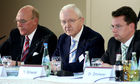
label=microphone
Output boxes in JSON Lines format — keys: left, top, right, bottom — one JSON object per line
{"left": 39, "top": 35, "right": 50, "bottom": 52}
{"left": 15, "top": 57, "right": 19, "bottom": 66}
{"left": 69, "top": 48, "right": 77, "bottom": 54}
{"left": 68, "top": 37, "right": 97, "bottom": 56}
{"left": 56, "top": 70, "right": 74, "bottom": 76}
{"left": 57, "top": 36, "right": 98, "bottom": 75}
{"left": 0, "top": 35, "right": 6, "bottom": 40}
{"left": 56, "top": 49, "right": 77, "bottom": 76}
{"left": 28, "top": 35, "right": 50, "bottom": 57}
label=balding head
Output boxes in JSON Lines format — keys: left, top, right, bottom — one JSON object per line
{"left": 18, "top": 5, "right": 39, "bottom": 20}
{"left": 16, "top": 5, "right": 39, "bottom": 35}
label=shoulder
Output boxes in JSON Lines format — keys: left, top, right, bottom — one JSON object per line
{"left": 108, "top": 37, "right": 120, "bottom": 46}
{"left": 10, "top": 28, "right": 21, "bottom": 36}
{"left": 58, "top": 33, "right": 69, "bottom": 40}
{"left": 10, "top": 28, "right": 19, "bottom": 33}
{"left": 36, "top": 25, "right": 57, "bottom": 37}
{"left": 83, "top": 25, "right": 104, "bottom": 39}
{"left": 37, "top": 25, "right": 54, "bottom": 34}
{"left": 134, "top": 30, "right": 140, "bottom": 39}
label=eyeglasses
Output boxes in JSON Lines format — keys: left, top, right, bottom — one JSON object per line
{"left": 111, "top": 24, "right": 127, "bottom": 30}
{"left": 16, "top": 17, "right": 34, "bottom": 24}
{"left": 61, "top": 17, "right": 81, "bottom": 25}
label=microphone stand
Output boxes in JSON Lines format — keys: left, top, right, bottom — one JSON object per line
{"left": 0, "top": 35, "right": 6, "bottom": 40}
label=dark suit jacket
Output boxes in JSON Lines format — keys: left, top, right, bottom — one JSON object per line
{"left": 0, "top": 25, "right": 57, "bottom": 64}
{"left": 101, "top": 30, "right": 140, "bottom": 65}
{"left": 53, "top": 25, "right": 105, "bottom": 72}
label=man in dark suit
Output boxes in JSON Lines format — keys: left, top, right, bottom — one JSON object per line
{"left": 101, "top": 6, "right": 140, "bottom": 66}
{"left": 0, "top": 5, "right": 57, "bottom": 65}
{"left": 53, "top": 4, "right": 105, "bottom": 72}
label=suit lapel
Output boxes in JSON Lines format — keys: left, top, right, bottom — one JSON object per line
{"left": 20, "top": 35, "right": 25, "bottom": 49}
{"left": 25, "top": 27, "right": 42, "bottom": 60}
{"left": 126, "top": 34, "right": 135, "bottom": 60}
{"left": 63, "top": 36, "right": 71, "bottom": 63}
{"left": 76, "top": 27, "right": 87, "bottom": 62}
{"left": 16, "top": 35, "right": 25, "bottom": 61}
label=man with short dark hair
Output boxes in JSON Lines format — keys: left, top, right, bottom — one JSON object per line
{"left": 101, "top": 6, "right": 140, "bottom": 66}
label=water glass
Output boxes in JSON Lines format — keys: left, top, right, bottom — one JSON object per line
{"left": 51, "top": 56, "right": 61, "bottom": 75}
{"left": 1, "top": 56, "right": 12, "bottom": 67}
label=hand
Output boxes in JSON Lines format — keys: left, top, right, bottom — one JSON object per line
{"left": 95, "top": 59, "right": 112, "bottom": 67}
{"left": 50, "top": 61, "right": 57, "bottom": 71}
{"left": 101, "top": 63, "right": 113, "bottom": 67}
{"left": 10, "top": 60, "right": 24, "bottom": 66}
{"left": 10, "top": 60, "right": 16, "bottom": 66}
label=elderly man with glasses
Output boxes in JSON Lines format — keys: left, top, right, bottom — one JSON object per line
{"left": 0, "top": 5, "right": 57, "bottom": 66}
{"left": 53, "top": 4, "right": 105, "bottom": 73}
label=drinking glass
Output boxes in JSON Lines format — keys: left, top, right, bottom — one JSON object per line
{"left": 1, "top": 56, "right": 12, "bottom": 67}
{"left": 51, "top": 56, "right": 61, "bottom": 75}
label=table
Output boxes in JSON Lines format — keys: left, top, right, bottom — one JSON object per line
{"left": 0, "top": 65, "right": 140, "bottom": 84}
{"left": 0, "top": 76, "right": 140, "bottom": 84}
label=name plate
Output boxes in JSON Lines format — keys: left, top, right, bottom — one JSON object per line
{"left": 0, "top": 66, "right": 7, "bottom": 77}
{"left": 83, "top": 67, "right": 115, "bottom": 82}
{"left": 18, "top": 65, "right": 46, "bottom": 78}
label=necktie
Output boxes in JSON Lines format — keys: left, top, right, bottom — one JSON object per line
{"left": 69, "top": 39, "right": 77, "bottom": 63}
{"left": 21, "top": 36, "right": 30, "bottom": 61}
{"left": 121, "top": 44, "right": 128, "bottom": 62}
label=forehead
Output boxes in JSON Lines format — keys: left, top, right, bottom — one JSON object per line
{"left": 60, "top": 8, "right": 78, "bottom": 20}
{"left": 112, "top": 16, "right": 126, "bottom": 25}
{"left": 16, "top": 7, "right": 33, "bottom": 19}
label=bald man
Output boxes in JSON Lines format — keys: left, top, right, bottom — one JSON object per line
{"left": 0, "top": 5, "right": 57, "bottom": 65}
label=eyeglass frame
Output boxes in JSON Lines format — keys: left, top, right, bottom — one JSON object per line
{"left": 60, "top": 17, "right": 81, "bottom": 25}
{"left": 16, "top": 17, "right": 34, "bottom": 24}
{"left": 111, "top": 24, "right": 129, "bottom": 30}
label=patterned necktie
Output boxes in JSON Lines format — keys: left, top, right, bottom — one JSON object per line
{"left": 121, "top": 44, "right": 128, "bottom": 62}
{"left": 69, "top": 39, "right": 77, "bottom": 63}
{"left": 21, "top": 36, "right": 30, "bottom": 61}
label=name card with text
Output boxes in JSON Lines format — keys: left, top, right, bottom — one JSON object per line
{"left": 18, "top": 66, "right": 46, "bottom": 78}
{"left": 83, "top": 67, "right": 115, "bottom": 82}
{"left": 0, "top": 66, "right": 7, "bottom": 77}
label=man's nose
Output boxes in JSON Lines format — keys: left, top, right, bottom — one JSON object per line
{"left": 65, "top": 22, "right": 71, "bottom": 27}
{"left": 112, "top": 27, "right": 118, "bottom": 33}
{"left": 17, "top": 22, "right": 23, "bottom": 27}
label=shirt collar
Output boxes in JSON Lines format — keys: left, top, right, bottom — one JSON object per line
{"left": 71, "top": 25, "right": 83, "bottom": 42}
{"left": 25, "top": 28, "right": 37, "bottom": 44}
{"left": 121, "top": 35, "right": 134, "bottom": 47}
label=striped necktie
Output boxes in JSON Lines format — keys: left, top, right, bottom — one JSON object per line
{"left": 21, "top": 36, "right": 30, "bottom": 61}
{"left": 121, "top": 44, "right": 128, "bottom": 62}
{"left": 69, "top": 39, "right": 77, "bottom": 63}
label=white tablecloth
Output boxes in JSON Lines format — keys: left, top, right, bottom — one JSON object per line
{"left": 0, "top": 76, "right": 140, "bottom": 84}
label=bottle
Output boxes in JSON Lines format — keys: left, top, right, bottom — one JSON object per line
{"left": 114, "top": 54, "right": 123, "bottom": 81}
{"left": 83, "top": 51, "right": 90, "bottom": 72}
{"left": 130, "top": 52, "right": 138, "bottom": 81}
{"left": 123, "top": 60, "right": 130, "bottom": 81}
{"left": 41, "top": 43, "right": 51, "bottom": 77}
{"left": 138, "top": 56, "right": 140, "bottom": 70}
{"left": 138, "top": 56, "right": 140, "bottom": 81}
